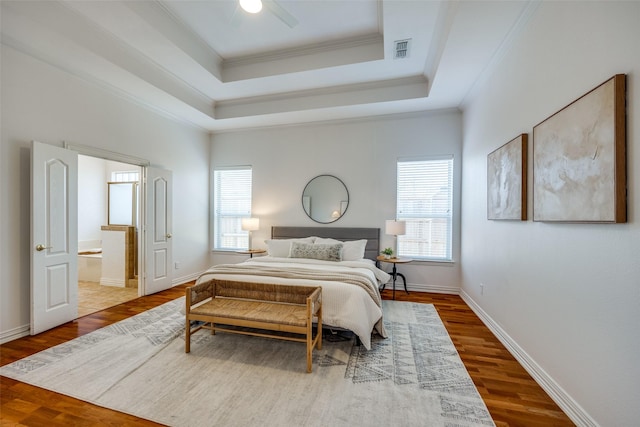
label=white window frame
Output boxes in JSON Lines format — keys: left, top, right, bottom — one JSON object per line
{"left": 111, "top": 170, "right": 140, "bottom": 182}
{"left": 213, "top": 166, "right": 252, "bottom": 251}
{"left": 396, "top": 156, "right": 454, "bottom": 261}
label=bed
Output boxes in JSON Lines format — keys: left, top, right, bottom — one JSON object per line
{"left": 195, "top": 226, "right": 390, "bottom": 349}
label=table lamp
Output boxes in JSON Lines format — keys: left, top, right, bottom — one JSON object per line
{"left": 241, "top": 217, "right": 260, "bottom": 249}
{"left": 385, "top": 219, "right": 406, "bottom": 257}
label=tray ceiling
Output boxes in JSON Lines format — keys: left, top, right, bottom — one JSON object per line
{"left": 1, "top": 0, "right": 535, "bottom": 132}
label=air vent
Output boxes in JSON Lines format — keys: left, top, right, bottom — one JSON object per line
{"left": 394, "top": 39, "right": 411, "bottom": 59}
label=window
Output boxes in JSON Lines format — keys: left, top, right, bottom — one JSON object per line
{"left": 396, "top": 157, "right": 453, "bottom": 261}
{"left": 111, "top": 171, "right": 139, "bottom": 182}
{"left": 213, "top": 167, "right": 252, "bottom": 250}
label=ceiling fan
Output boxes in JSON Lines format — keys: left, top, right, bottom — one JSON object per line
{"left": 231, "top": 0, "right": 299, "bottom": 28}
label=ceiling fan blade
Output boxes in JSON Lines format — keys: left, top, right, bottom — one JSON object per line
{"left": 263, "top": 0, "right": 298, "bottom": 28}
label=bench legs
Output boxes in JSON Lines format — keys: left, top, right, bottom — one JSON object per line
{"left": 185, "top": 317, "right": 191, "bottom": 353}
{"left": 186, "top": 311, "right": 322, "bottom": 373}
{"left": 185, "top": 320, "right": 210, "bottom": 353}
{"left": 307, "top": 305, "right": 323, "bottom": 373}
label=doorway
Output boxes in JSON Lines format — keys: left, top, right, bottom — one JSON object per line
{"left": 77, "top": 155, "right": 141, "bottom": 316}
{"left": 32, "top": 141, "right": 174, "bottom": 334}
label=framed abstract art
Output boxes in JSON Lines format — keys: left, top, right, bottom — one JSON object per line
{"left": 487, "top": 133, "right": 528, "bottom": 220}
{"left": 533, "top": 74, "right": 626, "bottom": 223}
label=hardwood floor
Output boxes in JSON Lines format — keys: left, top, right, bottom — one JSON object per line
{"left": 381, "top": 289, "right": 574, "bottom": 427}
{"left": 1, "top": 285, "right": 574, "bottom": 426}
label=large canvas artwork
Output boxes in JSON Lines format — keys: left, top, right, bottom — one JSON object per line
{"left": 487, "top": 134, "right": 528, "bottom": 220}
{"left": 533, "top": 74, "right": 626, "bottom": 222}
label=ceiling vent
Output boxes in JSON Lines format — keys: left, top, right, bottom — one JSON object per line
{"left": 393, "top": 39, "right": 411, "bottom": 59}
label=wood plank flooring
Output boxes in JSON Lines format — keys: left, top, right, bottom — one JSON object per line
{"left": 382, "top": 289, "right": 574, "bottom": 427}
{"left": 1, "top": 284, "right": 574, "bottom": 426}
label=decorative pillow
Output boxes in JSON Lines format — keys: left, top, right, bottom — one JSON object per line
{"left": 290, "top": 241, "right": 343, "bottom": 261}
{"left": 314, "top": 238, "right": 367, "bottom": 261}
{"left": 264, "top": 237, "right": 315, "bottom": 257}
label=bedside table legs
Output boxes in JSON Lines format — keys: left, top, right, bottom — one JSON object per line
{"left": 377, "top": 259, "right": 411, "bottom": 300}
{"left": 391, "top": 265, "right": 409, "bottom": 300}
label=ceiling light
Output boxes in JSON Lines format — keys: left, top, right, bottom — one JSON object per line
{"left": 240, "top": 0, "right": 262, "bottom": 14}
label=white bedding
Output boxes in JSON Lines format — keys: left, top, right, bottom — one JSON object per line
{"left": 196, "top": 256, "right": 390, "bottom": 349}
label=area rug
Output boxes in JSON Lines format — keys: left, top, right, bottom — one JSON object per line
{"left": 0, "top": 298, "right": 495, "bottom": 427}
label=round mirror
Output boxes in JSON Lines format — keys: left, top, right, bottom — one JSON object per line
{"left": 302, "top": 175, "right": 349, "bottom": 224}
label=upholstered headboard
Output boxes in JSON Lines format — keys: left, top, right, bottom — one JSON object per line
{"left": 271, "top": 226, "right": 380, "bottom": 261}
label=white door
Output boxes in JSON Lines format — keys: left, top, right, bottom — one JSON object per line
{"left": 31, "top": 141, "right": 78, "bottom": 334}
{"left": 143, "top": 167, "right": 173, "bottom": 295}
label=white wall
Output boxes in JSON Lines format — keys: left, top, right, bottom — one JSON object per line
{"left": 0, "top": 46, "right": 211, "bottom": 342}
{"left": 461, "top": 2, "right": 639, "bottom": 426}
{"left": 78, "top": 155, "right": 106, "bottom": 247}
{"left": 78, "top": 156, "right": 142, "bottom": 248}
{"left": 210, "top": 110, "right": 463, "bottom": 293}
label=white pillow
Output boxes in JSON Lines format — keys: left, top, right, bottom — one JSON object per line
{"left": 314, "top": 238, "right": 367, "bottom": 261}
{"left": 313, "top": 237, "right": 340, "bottom": 245}
{"left": 342, "top": 239, "right": 368, "bottom": 261}
{"left": 264, "top": 237, "right": 315, "bottom": 257}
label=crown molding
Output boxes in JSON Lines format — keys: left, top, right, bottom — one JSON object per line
{"left": 136, "top": 0, "right": 223, "bottom": 80}
{"left": 460, "top": 0, "right": 541, "bottom": 108}
{"left": 1, "top": 37, "right": 211, "bottom": 133}
{"left": 221, "top": 33, "right": 384, "bottom": 82}
{"left": 211, "top": 107, "right": 461, "bottom": 136}
{"left": 223, "top": 33, "right": 383, "bottom": 66}
{"left": 216, "top": 74, "right": 427, "bottom": 109}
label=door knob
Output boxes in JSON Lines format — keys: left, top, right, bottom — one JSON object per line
{"left": 35, "top": 244, "right": 52, "bottom": 251}
{"left": 166, "top": 233, "right": 172, "bottom": 239}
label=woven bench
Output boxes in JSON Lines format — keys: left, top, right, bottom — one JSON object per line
{"left": 185, "top": 279, "right": 322, "bottom": 373}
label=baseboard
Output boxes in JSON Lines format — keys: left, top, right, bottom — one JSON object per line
{"left": 460, "top": 290, "right": 599, "bottom": 427}
{"left": 378, "top": 281, "right": 460, "bottom": 295}
{"left": 399, "top": 282, "right": 460, "bottom": 295}
{"left": 0, "top": 324, "right": 30, "bottom": 345}
{"left": 172, "top": 271, "right": 201, "bottom": 286}
{"left": 1, "top": 273, "right": 200, "bottom": 345}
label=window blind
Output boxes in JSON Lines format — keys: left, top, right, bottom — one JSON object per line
{"left": 213, "top": 167, "right": 252, "bottom": 250}
{"left": 396, "top": 157, "right": 453, "bottom": 261}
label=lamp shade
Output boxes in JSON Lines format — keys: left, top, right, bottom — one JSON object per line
{"left": 241, "top": 217, "right": 260, "bottom": 231}
{"left": 385, "top": 219, "right": 406, "bottom": 236}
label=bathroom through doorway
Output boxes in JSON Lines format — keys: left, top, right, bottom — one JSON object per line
{"left": 77, "top": 154, "right": 142, "bottom": 316}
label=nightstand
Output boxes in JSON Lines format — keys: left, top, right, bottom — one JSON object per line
{"left": 236, "top": 249, "right": 266, "bottom": 258}
{"left": 377, "top": 255, "right": 412, "bottom": 300}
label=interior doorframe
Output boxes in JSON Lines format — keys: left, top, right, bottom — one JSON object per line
{"left": 64, "top": 142, "right": 151, "bottom": 296}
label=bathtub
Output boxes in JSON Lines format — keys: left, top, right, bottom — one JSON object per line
{"left": 78, "top": 250, "right": 102, "bottom": 282}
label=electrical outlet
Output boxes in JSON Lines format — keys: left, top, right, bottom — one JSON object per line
{"left": 480, "top": 283, "right": 484, "bottom": 295}
{"left": 175, "top": 262, "right": 181, "bottom": 270}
